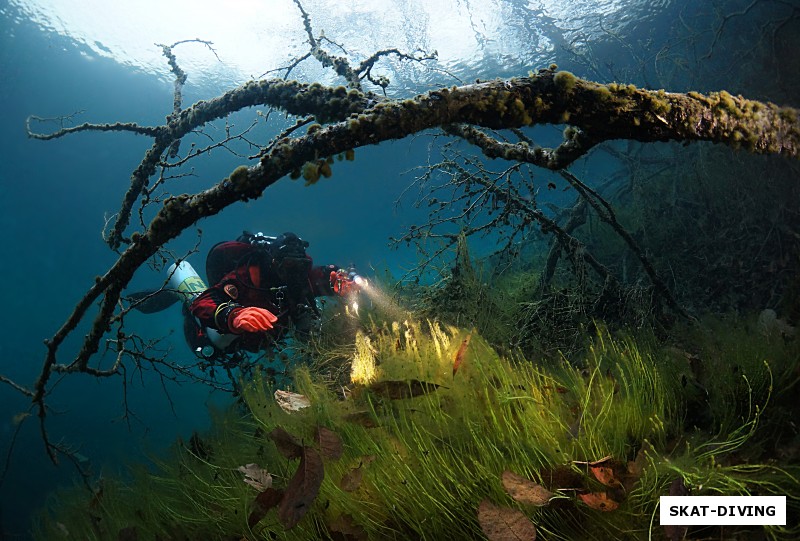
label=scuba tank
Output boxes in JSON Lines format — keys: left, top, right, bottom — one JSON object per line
{"left": 167, "top": 261, "right": 238, "bottom": 356}
{"left": 167, "top": 261, "right": 207, "bottom": 303}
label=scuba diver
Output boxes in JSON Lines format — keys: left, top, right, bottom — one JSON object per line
{"left": 130, "top": 231, "right": 363, "bottom": 366}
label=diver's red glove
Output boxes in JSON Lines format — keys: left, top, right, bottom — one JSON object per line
{"left": 330, "top": 269, "right": 360, "bottom": 297}
{"left": 230, "top": 307, "right": 278, "bottom": 333}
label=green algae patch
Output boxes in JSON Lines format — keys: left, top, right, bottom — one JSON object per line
{"left": 33, "top": 315, "right": 800, "bottom": 540}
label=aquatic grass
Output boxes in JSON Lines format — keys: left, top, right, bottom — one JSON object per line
{"left": 292, "top": 323, "right": 674, "bottom": 539}
{"left": 680, "top": 314, "right": 799, "bottom": 430}
{"left": 32, "top": 314, "right": 800, "bottom": 540}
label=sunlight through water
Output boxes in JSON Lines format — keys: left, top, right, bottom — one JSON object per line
{"left": 6, "top": 0, "right": 671, "bottom": 92}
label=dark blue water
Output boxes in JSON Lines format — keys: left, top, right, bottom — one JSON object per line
{"left": 1, "top": 0, "right": 797, "bottom": 538}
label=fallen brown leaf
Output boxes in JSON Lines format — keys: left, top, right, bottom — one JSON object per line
{"left": 589, "top": 465, "right": 623, "bottom": 489}
{"left": 477, "top": 499, "right": 536, "bottom": 541}
{"left": 578, "top": 492, "right": 619, "bottom": 511}
{"left": 669, "top": 477, "right": 689, "bottom": 496}
{"left": 247, "top": 487, "right": 284, "bottom": 529}
{"left": 339, "top": 466, "right": 364, "bottom": 492}
{"left": 664, "top": 478, "right": 689, "bottom": 540}
{"left": 274, "top": 390, "right": 311, "bottom": 412}
{"left": 329, "top": 513, "right": 368, "bottom": 541}
{"left": 278, "top": 447, "right": 325, "bottom": 529}
{"left": 621, "top": 448, "right": 649, "bottom": 493}
{"left": 269, "top": 427, "right": 303, "bottom": 460}
{"left": 539, "top": 465, "right": 585, "bottom": 491}
{"left": 238, "top": 463, "right": 273, "bottom": 492}
{"left": 501, "top": 471, "right": 553, "bottom": 506}
{"left": 315, "top": 426, "right": 344, "bottom": 460}
{"left": 574, "top": 456, "right": 626, "bottom": 490}
{"left": 339, "top": 455, "right": 374, "bottom": 492}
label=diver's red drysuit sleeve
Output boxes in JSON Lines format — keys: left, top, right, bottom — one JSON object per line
{"left": 189, "top": 262, "right": 339, "bottom": 334}
{"left": 189, "top": 270, "right": 243, "bottom": 333}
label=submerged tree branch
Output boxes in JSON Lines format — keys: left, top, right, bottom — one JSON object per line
{"left": 41, "top": 69, "right": 800, "bottom": 362}
{"left": 25, "top": 116, "right": 162, "bottom": 139}
{"left": 13, "top": 63, "right": 800, "bottom": 462}
{"left": 558, "top": 170, "right": 689, "bottom": 319}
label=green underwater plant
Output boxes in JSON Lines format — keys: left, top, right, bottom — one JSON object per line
{"left": 33, "top": 312, "right": 799, "bottom": 540}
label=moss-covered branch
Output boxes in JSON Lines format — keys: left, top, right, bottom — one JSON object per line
{"left": 93, "top": 80, "right": 373, "bottom": 250}
{"left": 445, "top": 70, "right": 798, "bottom": 159}
{"left": 25, "top": 116, "right": 162, "bottom": 140}
{"left": 28, "top": 69, "right": 799, "bottom": 254}
{"left": 157, "top": 39, "right": 219, "bottom": 158}
{"left": 19, "top": 66, "right": 800, "bottom": 462}
{"left": 446, "top": 122, "right": 600, "bottom": 169}
{"left": 290, "top": 0, "right": 437, "bottom": 90}
{"left": 50, "top": 68, "right": 800, "bottom": 368}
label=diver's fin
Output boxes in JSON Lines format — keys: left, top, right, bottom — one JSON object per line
{"left": 128, "top": 289, "right": 180, "bottom": 314}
